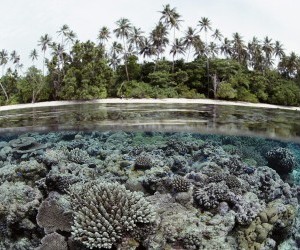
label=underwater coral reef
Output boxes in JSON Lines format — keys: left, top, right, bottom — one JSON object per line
{"left": 0, "top": 131, "right": 299, "bottom": 250}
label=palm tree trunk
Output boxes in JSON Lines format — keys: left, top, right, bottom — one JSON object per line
{"left": 42, "top": 51, "right": 45, "bottom": 76}
{"left": 1, "top": 67, "right": 8, "bottom": 102}
{"left": 123, "top": 37, "right": 129, "bottom": 81}
{"left": 172, "top": 55, "right": 175, "bottom": 72}
{"left": 187, "top": 46, "right": 191, "bottom": 62}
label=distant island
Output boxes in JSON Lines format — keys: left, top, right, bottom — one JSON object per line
{"left": 0, "top": 4, "right": 299, "bottom": 106}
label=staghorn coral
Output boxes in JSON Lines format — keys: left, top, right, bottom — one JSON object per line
{"left": 266, "top": 147, "right": 297, "bottom": 176}
{"left": 172, "top": 176, "right": 191, "bottom": 193}
{"left": 69, "top": 181, "right": 156, "bottom": 249}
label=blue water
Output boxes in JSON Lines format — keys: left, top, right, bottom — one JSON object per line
{"left": 0, "top": 103, "right": 300, "bottom": 249}
{"left": 0, "top": 130, "right": 299, "bottom": 249}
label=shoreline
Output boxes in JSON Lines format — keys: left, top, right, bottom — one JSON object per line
{"left": 0, "top": 98, "right": 299, "bottom": 111}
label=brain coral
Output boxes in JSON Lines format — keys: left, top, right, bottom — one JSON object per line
{"left": 69, "top": 181, "right": 156, "bottom": 249}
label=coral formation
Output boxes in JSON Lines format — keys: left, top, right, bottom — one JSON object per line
{"left": 37, "top": 232, "right": 68, "bottom": 250}
{"left": 237, "top": 199, "right": 297, "bottom": 249}
{"left": 36, "top": 193, "right": 73, "bottom": 234}
{"left": 172, "top": 176, "right": 191, "bottom": 192}
{"left": 64, "top": 147, "right": 91, "bottom": 164}
{"left": 134, "top": 155, "right": 152, "bottom": 169}
{"left": 0, "top": 131, "right": 299, "bottom": 249}
{"left": 69, "top": 181, "right": 156, "bottom": 249}
{"left": 266, "top": 147, "right": 297, "bottom": 176}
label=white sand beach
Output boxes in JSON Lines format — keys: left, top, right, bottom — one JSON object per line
{"left": 0, "top": 98, "right": 299, "bottom": 112}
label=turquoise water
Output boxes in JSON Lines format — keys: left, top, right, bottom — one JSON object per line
{"left": 0, "top": 104, "right": 300, "bottom": 249}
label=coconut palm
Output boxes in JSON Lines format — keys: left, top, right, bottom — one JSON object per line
{"left": 109, "top": 52, "right": 121, "bottom": 70}
{"left": 110, "top": 41, "right": 123, "bottom": 55}
{"left": 128, "top": 27, "right": 144, "bottom": 53}
{"left": 29, "top": 49, "right": 39, "bottom": 67}
{"left": 247, "top": 37, "right": 263, "bottom": 70}
{"left": 0, "top": 49, "right": 9, "bottom": 101}
{"left": 159, "top": 4, "right": 182, "bottom": 44}
{"left": 193, "top": 39, "right": 206, "bottom": 58}
{"left": 211, "top": 29, "right": 223, "bottom": 42}
{"left": 198, "top": 17, "right": 212, "bottom": 45}
{"left": 278, "top": 52, "right": 299, "bottom": 78}
{"left": 10, "top": 50, "right": 21, "bottom": 71}
{"left": 150, "top": 22, "right": 169, "bottom": 61}
{"left": 57, "top": 24, "right": 70, "bottom": 45}
{"left": 50, "top": 42, "right": 65, "bottom": 69}
{"left": 170, "top": 38, "right": 185, "bottom": 71}
{"left": 232, "top": 32, "right": 247, "bottom": 64}
{"left": 183, "top": 27, "right": 200, "bottom": 61}
{"left": 208, "top": 42, "right": 219, "bottom": 58}
{"left": 262, "top": 36, "right": 274, "bottom": 69}
{"left": 139, "top": 38, "right": 156, "bottom": 60}
{"left": 65, "top": 30, "right": 77, "bottom": 45}
{"left": 113, "top": 18, "right": 132, "bottom": 81}
{"left": 220, "top": 37, "right": 232, "bottom": 58}
{"left": 38, "top": 34, "right": 52, "bottom": 75}
{"left": 274, "top": 41, "right": 285, "bottom": 60}
{"left": 98, "top": 26, "right": 111, "bottom": 46}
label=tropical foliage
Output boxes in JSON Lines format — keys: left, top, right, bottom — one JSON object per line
{"left": 0, "top": 5, "right": 300, "bottom": 106}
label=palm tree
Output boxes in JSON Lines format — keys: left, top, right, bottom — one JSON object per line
{"left": 113, "top": 18, "right": 132, "bottom": 81}
{"left": 50, "top": 42, "right": 65, "bottom": 71}
{"left": 211, "top": 29, "right": 223, "bottom": 42}
{"left": 38, "top": 34, "right": 52, "bottom": 75}
{"left": 150, "top": 22, "right": 169, "bottom": 61}
{"left": 208, "top": 42, "right": 219, "bottom": 58}
{"left": 198, "top": 17, "right": 212, "bottom": 46}
{"left": 29, "top": 49, "right": 39, "bottom": 66}
{"left": 0, "top": 49, "right": 9, "bottom": 101}
{"left": 159, "top": 4, "right": 182, "bottom": 44}
{"left": 110, "top": 41, "right": 123, "bottom": 55}
{"left": 183, "top": 27, "right": 200, "bottom": 61}
{"left": 109, "top": 52, "right": 121, "bottom": 70}
{"left": 139, "top": 38, "right": 156, "bottom": 60}
{"left": 193, "top": 38, "right": 206, "bottom": 58}
{"left": 247, "top": 37, "right": 263, "bottom": 70}
{"left": 65, "top": 30, "right": 77, "bottom": 46}
{"left": 10, "top": 50, "right": 21, "bottom": 71}
{"left": 274, "top": 41, "right": 285, "bottom": 60}
{"left": 278, "top": 52, "right": 299, "bottom": 78}
{"left": 232, "top": 32, "right": 247, "bottom": 64}
{"left": 57, "top": 24, "right": 70, "bottom": 45}
{"left": 262, "top": 36, "right": 274, "bottom": 69}
{"left": 98, "top": 26, "right": 111, "bottom": 46}
{"left": 220, "top": 37, "right": 232, "bottom": 58}
{"left": 128, "top": 27, "right": 144, "bottom": 53}
{"left": 170, "top": 38, "right": 185, "bottom": 71}
{"left": 198, "top": 17, "right": 212, "bottom": 97}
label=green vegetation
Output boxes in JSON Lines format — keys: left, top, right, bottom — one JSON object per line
{"left": 0, "top": 4, "right": 300, "bottom": 106}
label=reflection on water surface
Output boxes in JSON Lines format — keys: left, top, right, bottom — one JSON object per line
{"left": 0, "top": 103, "right": 299, "bottom": 141}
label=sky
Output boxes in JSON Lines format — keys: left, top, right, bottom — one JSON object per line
{"left": 0, "top": 0, "right": 299, "bottom": 70}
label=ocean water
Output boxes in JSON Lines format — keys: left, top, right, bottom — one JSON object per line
{"left": 0, "top": 103, "right": 300, "bottom": 250}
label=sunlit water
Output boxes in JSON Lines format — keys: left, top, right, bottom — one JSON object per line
{"left": 0, "top": 103, "right": 299, "bottom": 249}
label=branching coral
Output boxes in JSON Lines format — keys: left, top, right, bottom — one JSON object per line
{"left": 69, "top": 181, "right": 156, "bottom": 249}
